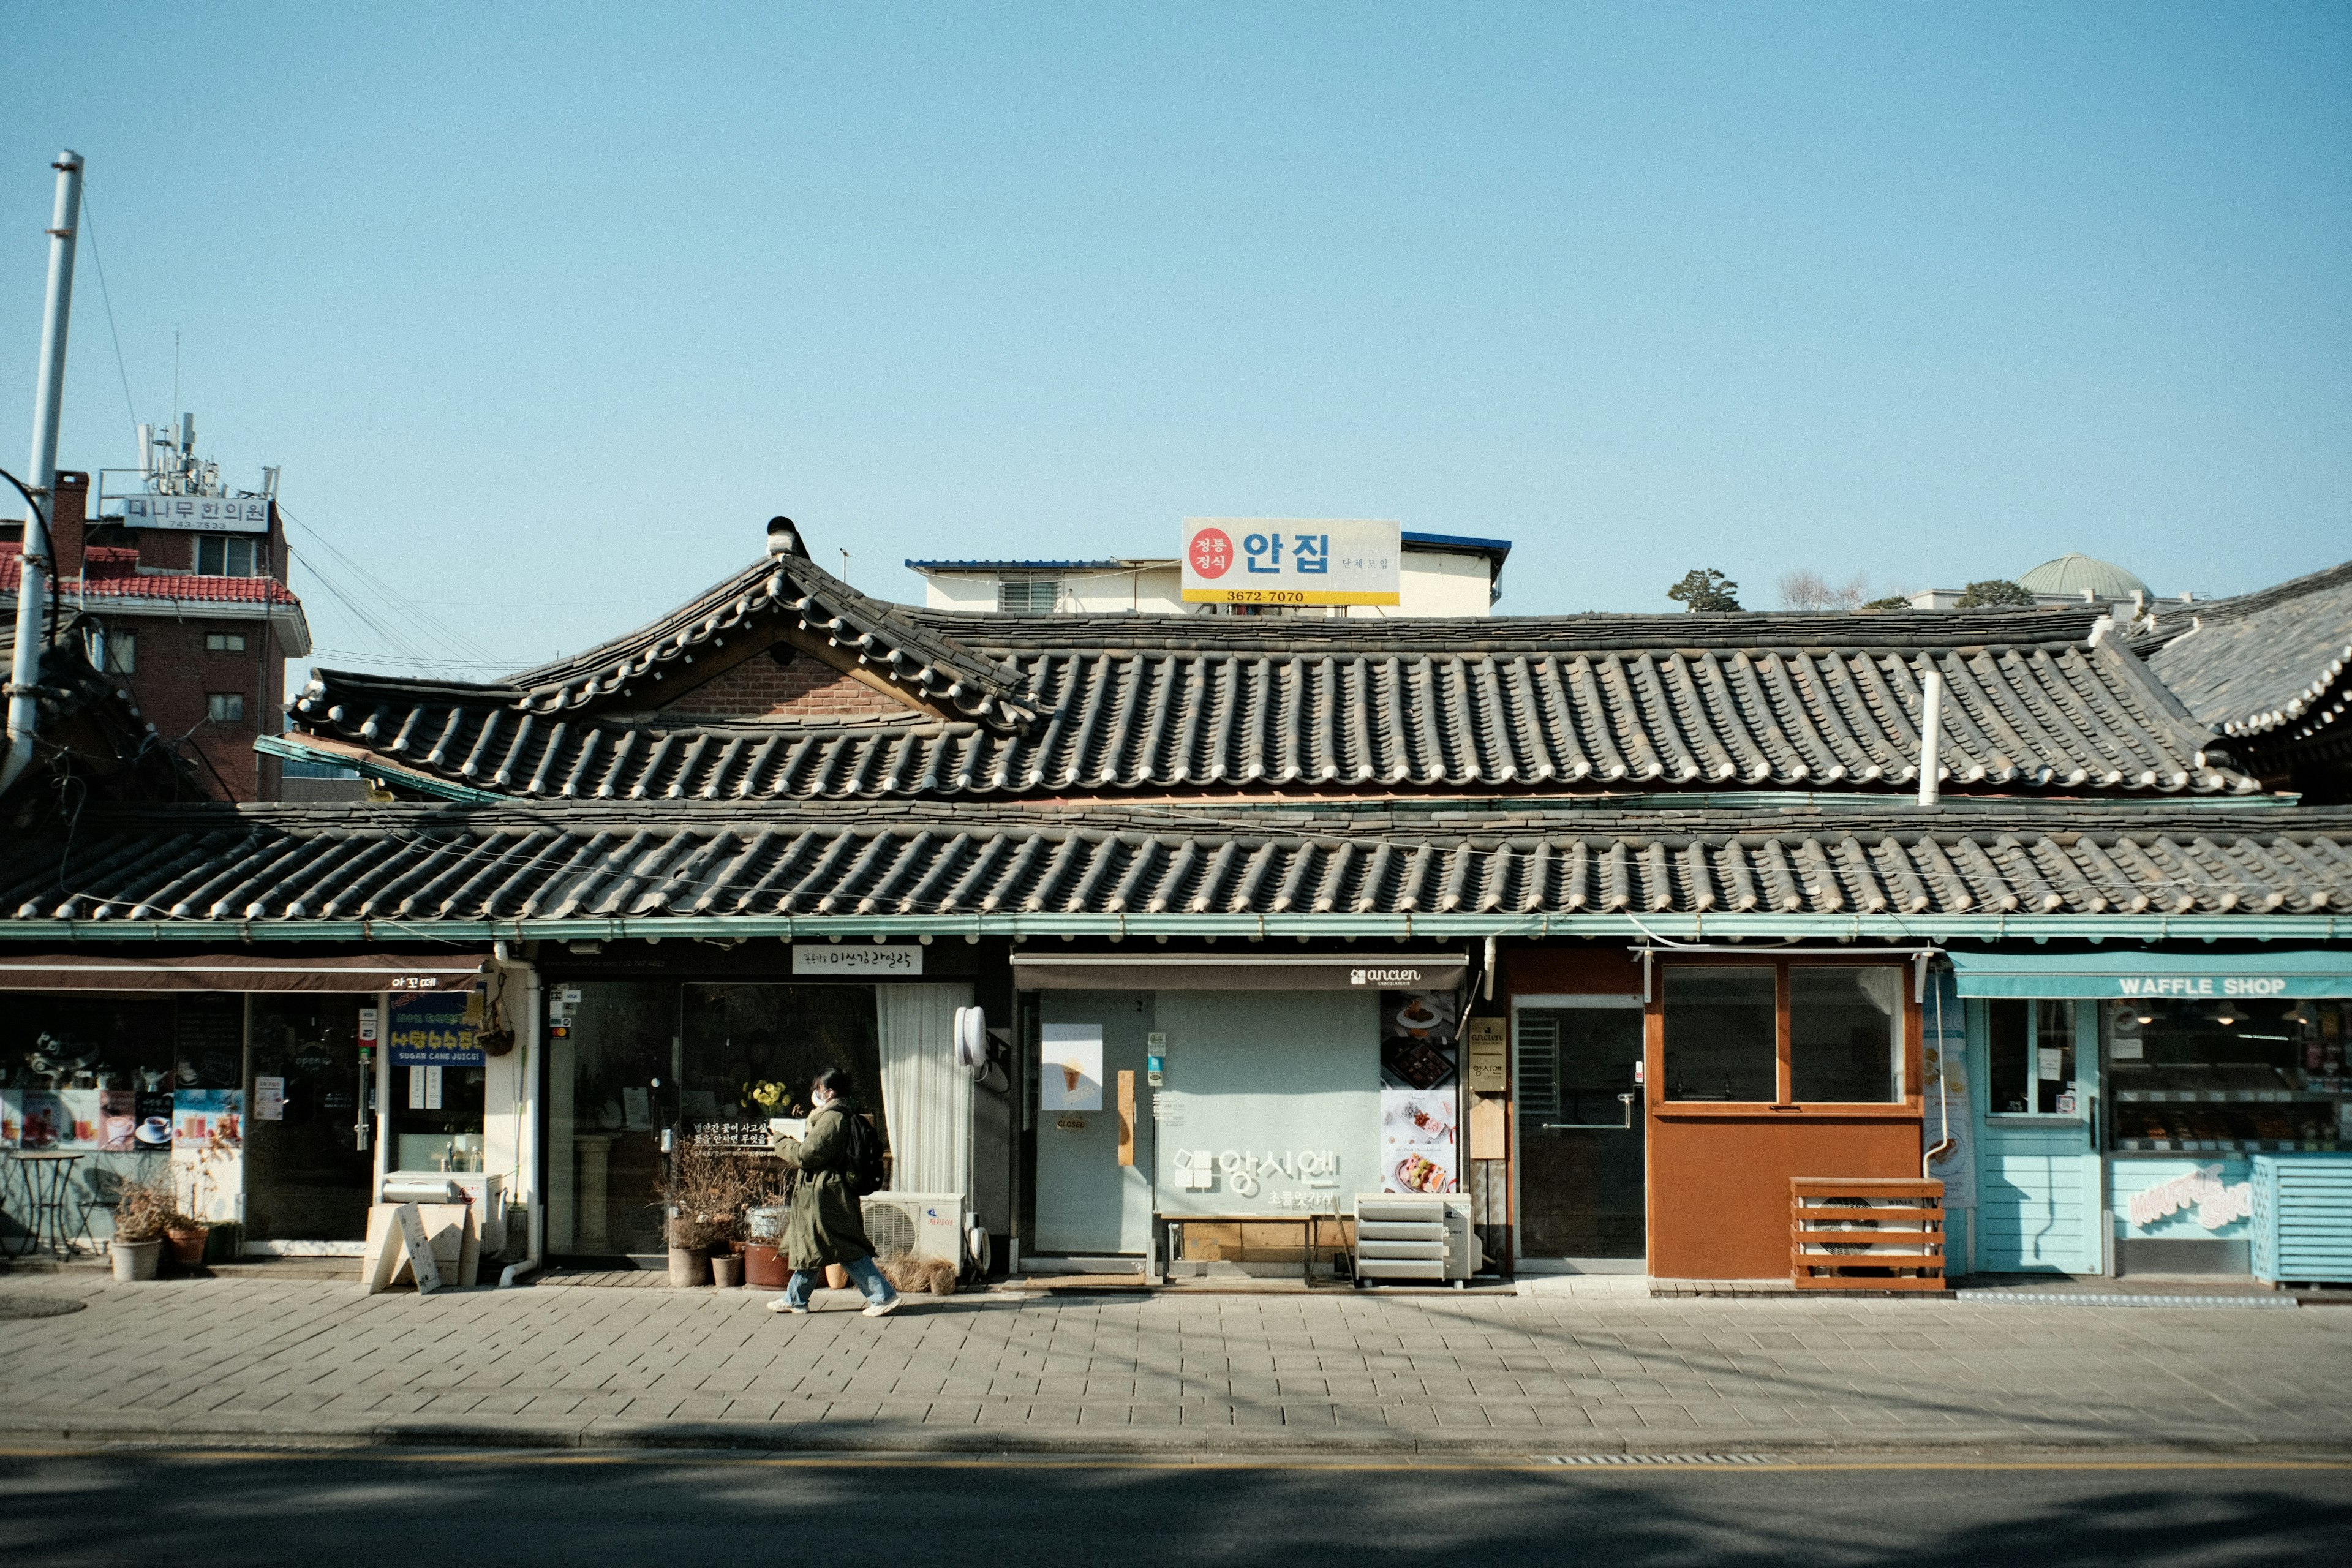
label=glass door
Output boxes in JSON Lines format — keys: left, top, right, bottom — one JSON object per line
{"left": 244, "top": 996, "right": 372, "bottom": 1242}
{"left": 1515, "top": 1001, "right": 1646, "bottom": 1262}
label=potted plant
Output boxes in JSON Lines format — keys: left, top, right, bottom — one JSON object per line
{"left": 652, "top": 1141, "right": 751, "bottom": 1287}
{"left": 167, "top": 1121, "right": 238, "bottom": 1270}
{"left": 110, "top": 1165, "right": 173, "bottom": 1281}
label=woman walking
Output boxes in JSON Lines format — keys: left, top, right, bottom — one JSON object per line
{"left": 767, "top": 1068, "right": 901, "bottom": 1317}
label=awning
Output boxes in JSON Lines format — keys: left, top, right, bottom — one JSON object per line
{"left": 1012, "top": 952, "right": 1468, "bottom": 992}
{"left": 0, "top": 952, "right": 487, "bottom": 993}
{"left": 1947, "top": 949, "right": 2352, "bottom": 1000}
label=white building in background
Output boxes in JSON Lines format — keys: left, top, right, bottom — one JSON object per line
{"left": 1907, "top": 552, "right": 2195, "bottom": 620}
{"left": 908, "top": 530, "right": 1511, "bottom": 619}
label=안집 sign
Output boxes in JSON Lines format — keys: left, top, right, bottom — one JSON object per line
{"left": 1181, "top": 518, "right": 1400, "bottom": 607}
{"left": 121, "top": 494, "right": 271, "bottom": 532}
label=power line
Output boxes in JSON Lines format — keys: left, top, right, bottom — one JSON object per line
{"left": 76, "top": 189, "right": 140, "bottom": 450}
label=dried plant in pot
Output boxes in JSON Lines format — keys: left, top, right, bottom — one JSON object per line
{"left": 653, "top": 1141, "right": 755, "bottom": 1287}
{"left": 111, "top": 1164, "right": 173, "bottom": 1281}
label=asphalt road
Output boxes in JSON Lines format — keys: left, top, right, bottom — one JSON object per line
{"left": 2, "top": 1447, "right": 2345, "bottom": 1566}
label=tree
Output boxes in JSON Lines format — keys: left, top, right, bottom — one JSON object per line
{"left": 1954, "top": 579, "right": 2035, "bottom": 609}
{"left": 1667, "top": 568, "right": 1743, "bottom": 612}
{"left": 1776, "top": 569, "right": 1871, "bottom": 611}
{"left": 1860, "top": 595, "right": 1913, "bottom": 612}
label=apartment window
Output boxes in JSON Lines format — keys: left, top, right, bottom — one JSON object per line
{"left": 996, "top": 576, "right": 1060, "bottom": 614}
{"left": 1988, "top": 1000, "right": 2078, "bottom": 1116}
{"left": 205, "top": 631, "right": 248, "bottom": 653}
{"left": 1662, "top": 962, "right": 1907, "bottom": 1105}
{"left": 97, "top": 627, "right": 135, "bottom": 673}
{"left": 196, "top": 536, "right": 259, "bottom": 577}
{"left": 206, "top": 692, "right": 246, "bottom": 723}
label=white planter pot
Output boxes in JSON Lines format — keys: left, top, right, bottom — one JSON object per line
{"left": 113, "top": 1239, "right": 163, "bottom": 1281}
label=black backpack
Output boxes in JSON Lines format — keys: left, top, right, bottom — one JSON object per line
{"left": 839, "top": 1110, "right": 888, "bottom": 1199}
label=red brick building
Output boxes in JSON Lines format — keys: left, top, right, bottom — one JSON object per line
{"left": 1, "top": 471, "right": 309, "bottom": 802}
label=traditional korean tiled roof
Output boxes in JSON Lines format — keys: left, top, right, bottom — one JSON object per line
{"left": 2144, "top": 559, "right": 2352, "bottom": 745}
{"left": 284, "top": 587, "right": 2256, "bottom": 800}
{"left": 6, "top": 799, "right": 2343, "bottom": 926}
{"left": 364, "top": 519, "right": 1039, "bottom": 729}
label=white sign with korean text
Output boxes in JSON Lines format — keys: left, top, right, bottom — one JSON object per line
{"left": 1181, "top": 517, "right": 1401, "bottom": 607}
{"left": 791, "top": 944, "right": 924, "bottom": 977}
{"left": 121, "top": 494, "right": 271, "bottom": 532}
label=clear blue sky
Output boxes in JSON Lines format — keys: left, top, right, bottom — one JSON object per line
{"left": 4, "top": 2, "right": 2348, "bottom": 682}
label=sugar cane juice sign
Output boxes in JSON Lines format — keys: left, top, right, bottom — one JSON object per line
{"left": 1181, "top": 518, "right": 1400, "bottom": 608}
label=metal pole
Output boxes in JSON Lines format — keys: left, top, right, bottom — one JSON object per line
{"left": 1, "top": 149, "right": 84, "bottom": 796}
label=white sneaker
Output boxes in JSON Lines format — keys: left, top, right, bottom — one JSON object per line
{"left": 765, "top": 1298, "right": 809, "bottom": 1314}
{"left": 861, "top": 1297, "right": 902, "bottom": 1318}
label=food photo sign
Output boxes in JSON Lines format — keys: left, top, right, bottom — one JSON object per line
{"left": 1381, "top": 990, "right": 1461, "bottom": 1193}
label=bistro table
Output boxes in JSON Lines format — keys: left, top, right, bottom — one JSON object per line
{"left": 4, "top": 1152, "right": 90, "bottom": 1259}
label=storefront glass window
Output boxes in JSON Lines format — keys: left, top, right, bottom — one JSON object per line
{"left": 1662, "top": 967, "right": 1777, "bottom": 1102}
{"left": 1988, "top": 1000, "right": 2076, "bottom": 1115}
{"left": 680, "top": 985, "right": 885, "bottom": 1144}
{"left": 386, "top": 993, "right": 488, "bottom": 1175}
{"left": 546, "top": 982, "right": 675, "bottom": 1257}
{"left": 0, "top": 995, "right": 183, "bottom": 1244}
{"left": 246, "top": 996, "right": 372, "bottom": 1240}
{"left": 1789, "top": 967, "right": 1904, "bottom": 1103}
{"left": 2108, "top": 998, "right": 2349, "bottom": 1153}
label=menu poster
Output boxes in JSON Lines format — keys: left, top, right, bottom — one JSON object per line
{"left": 99, "top": 1088, "right": 142, "bottom": 1151}
{"left": 0, "top": 1090, "right": 19, "bottom": 1147}
{"left": 1381, "top": 990, "right": 1461, "bottom": 1194}
{"left": 134, "top": 1090, "right": 176, "bottom": 1149}
{"left": 174, "top": 1089, "right": 244, "bottom": 1150}
{"left": 175, "top": 995, "right": 244, "bottom": 1090}
{"left": 254, "top": 1076, "right": 287, "bottom": 1122}
{"left": 14, "top": 1091, "right": 67, "bottom": 1150}
{"left": 1041, "top": 1025, "right": 1104, "bottom": 1112}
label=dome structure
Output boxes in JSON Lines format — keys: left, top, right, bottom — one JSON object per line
{"left": 2016, "top": 552, "right": 2152, "bottom": 600}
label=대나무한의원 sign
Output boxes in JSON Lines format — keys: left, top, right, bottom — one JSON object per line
{"left": 1180, "top": 518, "right": 1400, "bottom": 607}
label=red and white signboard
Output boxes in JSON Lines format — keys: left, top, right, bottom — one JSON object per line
{"left": 1179, "top": 517, "right": 1401, "bottom": 607}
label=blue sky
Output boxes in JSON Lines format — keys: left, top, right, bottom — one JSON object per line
{"left": 4, "top": 2, "right": 2348, "bottom": 682}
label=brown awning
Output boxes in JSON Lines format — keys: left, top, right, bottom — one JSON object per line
{"left": 1012, "top": 952, "right": 1468, "bottom": 992}
{"left": 0, "top": 952, "right": 486, "bottom": 993}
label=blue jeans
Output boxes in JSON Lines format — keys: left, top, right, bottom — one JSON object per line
{"left": 782, "top": 1254, "right": 897, "bottom": 1309}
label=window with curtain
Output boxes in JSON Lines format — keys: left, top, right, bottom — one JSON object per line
{"left": 876, "top": 983, "right": 975, "bottom": 1196}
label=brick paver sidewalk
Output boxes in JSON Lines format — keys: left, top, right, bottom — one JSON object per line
{"left": 1, "top": 1273, "right": 2346, "bottom": 1453}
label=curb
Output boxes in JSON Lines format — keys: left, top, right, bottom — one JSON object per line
{"left": 3, "top": 1413, "right": 2345, "bottom": 1460}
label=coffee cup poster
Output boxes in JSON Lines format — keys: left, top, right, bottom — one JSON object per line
{"left": 1041, "top": 1025, "right": 1104, "bottom": 1112}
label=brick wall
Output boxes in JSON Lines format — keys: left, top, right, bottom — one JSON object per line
{"left": 666, "top": 650, "right": 916, "bottom": 720}
{"left": 94, "top": 612, "right": 285, "bottom": 801}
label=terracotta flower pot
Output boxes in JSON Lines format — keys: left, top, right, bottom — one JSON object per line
{"left": 668, "top": 1246, "right": 711, "bottom": 1287}
{"left": 165, "top": 1226, "right": 210, "bottom": 1268}
{"left": 742, "top": 1243, "right": 788, "bottom": 1289}
{"left": 113, "top": 1238, "right": 163, "bottom": 1281}
{"left": 824, "top": 1262, "right": 850, "bottom": 1291}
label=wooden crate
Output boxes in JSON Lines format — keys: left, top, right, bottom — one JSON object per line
{"left": 1790, "top": 1177, "right": 1945, "bottom": 1291}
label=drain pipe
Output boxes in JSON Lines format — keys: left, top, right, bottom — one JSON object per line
{"left": 1915, "top": 663, "right": 1943, "bottom": 809}
{"left": 499, "top": 944, "right": 544, "bottom": 1287}
{"left": 1, "top": 150, "right": 83, "bottom": 797}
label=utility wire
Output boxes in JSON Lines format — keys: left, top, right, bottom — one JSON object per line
{"left": 77, "top": 190, "right": 141, "bottom": 451}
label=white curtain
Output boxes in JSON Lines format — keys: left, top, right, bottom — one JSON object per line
{"left": 876, "top": 983, "right": 974, "bottom": 1197}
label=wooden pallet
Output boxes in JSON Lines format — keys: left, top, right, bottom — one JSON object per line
{"left": 1790, "top": 1177, "right": 1945, "bottom": 1291}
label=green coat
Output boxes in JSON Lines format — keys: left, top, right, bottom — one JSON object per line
{"left": 783, "top": 1101, "right": 875, "bottom": 1269}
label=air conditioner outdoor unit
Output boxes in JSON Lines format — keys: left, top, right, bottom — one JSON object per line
{"left": 1351, "top": 1193, "right": 1479, "bottom": 1286}
{"left": 860, "top": 1191, "right": 969, "bottom": 1266}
